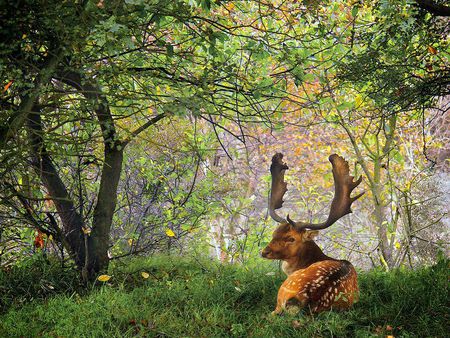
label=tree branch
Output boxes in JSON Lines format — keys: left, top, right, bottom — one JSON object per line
{"left": 122, "top": 112, "right": 167, "bottom": 147}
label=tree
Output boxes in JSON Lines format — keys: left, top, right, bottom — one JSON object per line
{"left": 0, "top": 0, "right": 288, "bottom": 279}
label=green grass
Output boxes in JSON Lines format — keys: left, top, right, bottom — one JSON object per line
{"left": 0, "top": 256, "right": 448, "bottom": 337}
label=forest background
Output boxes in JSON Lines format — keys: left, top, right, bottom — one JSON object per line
{"left": 1, "top": 0, "right": 449, "bottom": 275}
{"left": 0, "top": 1, "right": 449, "bottom": 335}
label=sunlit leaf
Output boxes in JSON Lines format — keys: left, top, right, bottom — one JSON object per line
{"left": 141, "top": 272, "right": 150, "bottom": 279}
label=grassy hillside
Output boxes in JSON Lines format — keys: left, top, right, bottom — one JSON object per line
{"left": 0, "top": 256, "right": 448, "bottom": 337}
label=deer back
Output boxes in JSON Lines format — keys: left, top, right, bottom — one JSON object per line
{"left": 274, "top": 259, "right": 359, "bottom": 314}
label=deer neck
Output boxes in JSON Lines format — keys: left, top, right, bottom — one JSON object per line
{"left": 282, "top": 241, "right": 333, "bottom": 275}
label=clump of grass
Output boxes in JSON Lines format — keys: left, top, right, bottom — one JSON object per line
{"left": 0, "top": 255, "right": 448, "bottom": 337}
{"left": 0, "top": 254, "right": 81, "bottom": 314}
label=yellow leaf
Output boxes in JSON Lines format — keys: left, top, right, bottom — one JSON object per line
{"left": 355, "top": 94, "right": 363, "bottom": 107}
{"left": 141, "top": 272, "right": 150, "bottom": 279}
{"left": 395, "top": 242, "right": 401, "bottom": 249}
{"left": 128, "top": 238, "right": 133, "bottom": 246}
{"left": 97, "top": 274, "right": 111, "bottom": 282}
{"left": 48, "top": 235, "right": 53, "bottom": 242}
{"left": 225, "top": 2, "right": 235, "bottom": 10}
{"left": 166, "top": 229, "right": 175, "bottom": 237}
{"left": 82, "top": 227, "right": 91, "bottom": 235}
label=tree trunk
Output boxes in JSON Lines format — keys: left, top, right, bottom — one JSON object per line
{"left": 372, "top": 157, "right": 394, "bottom": 269}
{"left": 25, "top": 65, "right": 171, "bottom": 282}
{"left": 88, "top": 146, "right": 123, "bottom": 275}
{"left": 59, "top": 72, "right": 124, "bottom": 278}
{"left": 28, "top": 108, "right": 86, "bottom": 267}
{"left": 29, "top": 70, "right": 125, "bottom": 280}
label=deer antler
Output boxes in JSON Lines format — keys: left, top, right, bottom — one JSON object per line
{"left": 269, "top": 153, "right": 364, "bottom": 231}
{"left": 269, "top": 153, "right": 289, "bottom": 223}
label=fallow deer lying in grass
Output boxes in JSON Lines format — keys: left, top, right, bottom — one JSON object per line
{"left": 262, "top": 153, "right": 364, "bottom": 314}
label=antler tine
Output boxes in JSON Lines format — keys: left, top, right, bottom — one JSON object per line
{"left": 288, "top": 154, "right": 364, "bottom": 231}
{"left": 269, "top": 153, "right": 289, "bottom": 223}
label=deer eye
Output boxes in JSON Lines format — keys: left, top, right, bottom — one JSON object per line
{"left": 286, "top": 237, "right": 295, "bottom": 242}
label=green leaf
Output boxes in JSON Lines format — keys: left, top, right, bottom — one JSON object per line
{"left": 166, "top": 44, "right": 174, "bottom": 57}
{"left": 337, "top": 101, "right": 354, "bottom": 111}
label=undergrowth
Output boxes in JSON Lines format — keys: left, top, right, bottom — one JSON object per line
{"left": 0, "top": 256, "right": 448, "bottom": 337}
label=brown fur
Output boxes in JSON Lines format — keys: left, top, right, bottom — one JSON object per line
{"left": 261, "top": 224, "right": 332, "bottom": 275}
{"left": 261, "top": 223, "right": 358, "bottom": 314}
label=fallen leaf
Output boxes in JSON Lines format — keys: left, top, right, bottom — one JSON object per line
{"left": 97, "top": 274, "right": 111, "bottom": 282}
{"left": 141, "top": 272, "right": 150, "bottom": 279}
{"left": 166, "top": 229, "right": 175, "bottom": 237}
{"left": 292, "top": 320, "right": 302, "bottom": 328}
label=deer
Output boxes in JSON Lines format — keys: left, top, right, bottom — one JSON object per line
{"left": 261, "top": 153, "right": 364, "bottom": 314}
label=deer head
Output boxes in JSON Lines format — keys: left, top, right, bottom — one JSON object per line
{"left": 261, "top": 153, "right": 364, "bottom": 266}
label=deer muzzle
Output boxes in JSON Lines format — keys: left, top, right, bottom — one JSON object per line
{"left": 261, "top": 246, "right": 272, "bottom": 258}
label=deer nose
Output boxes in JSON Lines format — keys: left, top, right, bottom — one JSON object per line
{"left": 261, "top": 247, "right": 271, "bottom": 258}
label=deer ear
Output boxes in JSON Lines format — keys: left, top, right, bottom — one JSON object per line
{"left": 303, "top": 230, "right": 319, "bottom": 241}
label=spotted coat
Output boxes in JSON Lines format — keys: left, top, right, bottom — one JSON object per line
{"left": 273, "top": 259, "right": 358, "bottom": 314}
